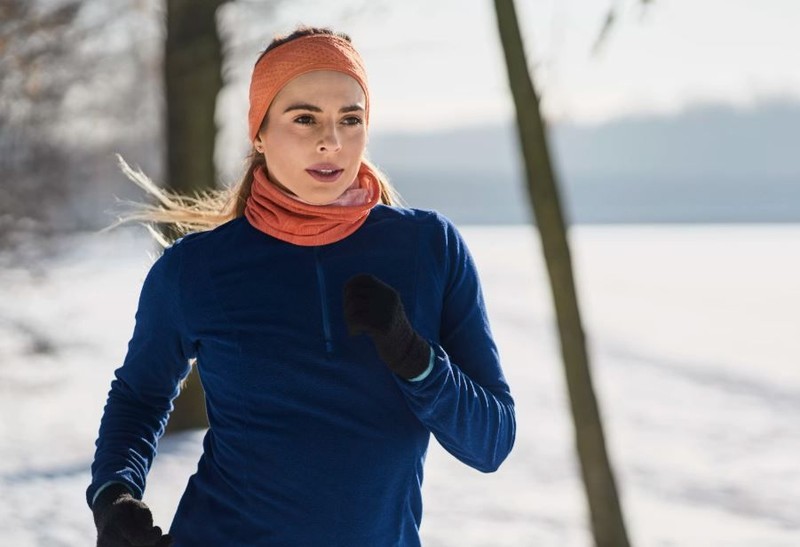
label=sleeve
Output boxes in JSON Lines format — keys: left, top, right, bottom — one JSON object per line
{"left": 85, "top": 242, "right": 197, "bottom": 507}
{"left": 393, "top": 216, "right": 516, "bottom": 473}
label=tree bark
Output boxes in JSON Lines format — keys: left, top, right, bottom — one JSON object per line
{"left": 163, "top": 0, "right": 227, "bottom": 432}
{"left": 164, "top": 0, "right": 224, "bottom": 199}
{"left": 492, "top": 1, "right": 632, "bottom": 545}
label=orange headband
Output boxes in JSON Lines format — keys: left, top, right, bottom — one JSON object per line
{"left": 247, "top": 33, "right": 369, "bottom": 142}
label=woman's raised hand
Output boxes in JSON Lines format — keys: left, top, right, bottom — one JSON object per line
{"left": 343, "top": 274, "right": 430, "bottom": 380}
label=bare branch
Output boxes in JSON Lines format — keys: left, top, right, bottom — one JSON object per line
{"left": 591, "top": 0, "right": 654, "bottom": 57}
{"left": 591, "top": 8, "right": 616, "bottom": 56}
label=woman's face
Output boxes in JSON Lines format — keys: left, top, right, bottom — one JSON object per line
{"left": 255, "top": 70, "right": 367, "bottom": 205}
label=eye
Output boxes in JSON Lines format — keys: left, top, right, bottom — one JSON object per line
{"left": 342, "top": 116, "right": 363, "bottom": 126}
{"left": 294, "top": 115, "right": 315, "bottom": 125}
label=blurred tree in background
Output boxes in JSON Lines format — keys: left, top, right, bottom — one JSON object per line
{"left": 162, "top": 0, "right": 229, "bottom": 433}
{"left": 0, "top": 0, "right": 163, "bottom": 262}
{"left": 0, "top": 0, "right": 84, "bottom": 249}
{"left": 492, "top": 0, "right": 651, "bottom": 545}
{"left": 163, "top": 0, "right": 226, "bottom": 212}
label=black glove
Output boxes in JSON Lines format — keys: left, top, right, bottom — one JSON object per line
{"left": 343, "top": 274, "right": 431, "bottom": 380}
{"left": 92, "top": 483, "right": 174, "bottom": 547}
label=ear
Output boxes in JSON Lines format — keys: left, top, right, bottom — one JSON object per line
{"left": 253, "top": 133, "right": 264, "bottom": 153}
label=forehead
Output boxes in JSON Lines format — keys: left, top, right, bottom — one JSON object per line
{"left": 272, "top": 70, "right": 366, "bottom": 106}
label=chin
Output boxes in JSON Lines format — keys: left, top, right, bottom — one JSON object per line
{"left": 303, "top": 192, "right": 343, "bottom": 206}
{"left": 309, "top": 183, "right": 356, "bottom": 205}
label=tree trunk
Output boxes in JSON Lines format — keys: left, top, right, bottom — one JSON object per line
{"left": 163, "top": 0, "right": 226, "bottom": 432}
{"left": 492, "top": 1, "right": 632, "bottom": 545}
{"left": 164, "top": 0, "right": 224, "bottom": 199}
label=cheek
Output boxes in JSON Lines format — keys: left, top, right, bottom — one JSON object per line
{"left": 264, "top": 133, "right": 304, "bottom": 166}
{"left": 345, "top": 130, "right": 368, "bottom": 155}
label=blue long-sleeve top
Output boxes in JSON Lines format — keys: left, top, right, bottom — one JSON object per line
{"left": 87, "top": 206, "right": 516, "bottom": 546}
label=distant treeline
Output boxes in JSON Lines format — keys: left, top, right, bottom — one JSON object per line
{"left": 369, "top": 100, "right": 800, "bottom": 224}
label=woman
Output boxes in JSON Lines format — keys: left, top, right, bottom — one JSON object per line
{"left": 87, "top": 27, "right": 516, "bottom": 547}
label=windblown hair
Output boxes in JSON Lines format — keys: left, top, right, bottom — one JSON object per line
{"left": 108, "top": 27, "right": 402, "bottom": 247}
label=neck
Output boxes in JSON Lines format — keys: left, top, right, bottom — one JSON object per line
{"left": 243, "top": 162, "right": 382, "bottom": 246}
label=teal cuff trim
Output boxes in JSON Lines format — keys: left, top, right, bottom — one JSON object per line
{"left": 91, "top": 481, "right": 131, "bottom": 507}
{"left": 408, "top": 345, "right": 435, "bottom": 382}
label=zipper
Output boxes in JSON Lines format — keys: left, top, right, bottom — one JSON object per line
{"left": 314, "top": 247, "right": 334, "bottom": 354}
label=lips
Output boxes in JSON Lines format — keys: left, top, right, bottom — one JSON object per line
{"left": 306, "top": 164, "right": 344, "bottom": 183}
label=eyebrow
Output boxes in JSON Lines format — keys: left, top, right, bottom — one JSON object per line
{"left": 282, "top": 103, "right": 364, "bottom": 114}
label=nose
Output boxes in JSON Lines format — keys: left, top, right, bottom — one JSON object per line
{"left": 317, "top": 122, "right": 341, "bottom": 154}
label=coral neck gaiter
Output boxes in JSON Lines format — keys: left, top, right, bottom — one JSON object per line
{"left": 244, "top": 163, "right": 381, "bottom": 246}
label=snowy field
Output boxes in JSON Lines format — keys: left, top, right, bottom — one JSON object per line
{"left": 1, "top": 223, "right": 799, "bottom": 546}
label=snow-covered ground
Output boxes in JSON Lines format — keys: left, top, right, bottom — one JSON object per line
{"left": 1, "top": 224, "right": 798, "bottom": 546}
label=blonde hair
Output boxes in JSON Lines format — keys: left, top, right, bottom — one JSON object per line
{"left": 108, "top": 150, "right": 403, "bottom": 247}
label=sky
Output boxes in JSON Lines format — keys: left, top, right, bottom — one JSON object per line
{"left": 216, "top": 0, "right": 800, "bottom": 138}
